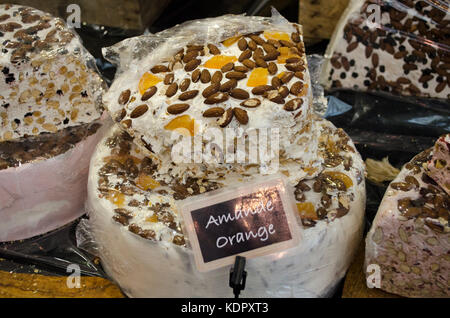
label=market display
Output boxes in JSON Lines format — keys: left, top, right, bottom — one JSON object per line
{"left": 0, "top": 4, "right": 105, "bottom": 242}
{"left": 321, "top": 0, "right": 450, "bottom": 99}
{"left": 365, "top": 133, "right": 449, "bottom": 297}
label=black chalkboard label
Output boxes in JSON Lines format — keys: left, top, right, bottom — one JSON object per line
{"left": 180, "top": 175, "right": 301, "bottom": 272}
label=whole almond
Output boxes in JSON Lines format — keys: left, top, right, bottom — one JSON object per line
{"left": 202, "top": 82, "right": 220, "bottom": 98}
{"left": 280, "top": 72, "right": 294, "bottom": 84}
{"left": 233, "top": 108, "right": 248, "bottom": 125}
{"left": 201, "top": 69, "right": 211, "bottom": 83}
{"left": 263, "top": 51, "right": 280, "bottom": 61}
{"left": 268, "top": 62, "right": 277, "bottom": 75}
{"left": 238, "top": 38, "right": 248, "bottom": 51}
{"left": 225, "top": 71, "right": 246, "bottom": 80}
{"left": 203, "top": 107, "right": 225, "bottom": 117}
{"left": 219, "top": 79, "right": 237, "bottom": 92}
{"left": 205, "top": 92, "right": 229, "bottom": 104}
{"left": 221, "top": 62, "right": 234, "bottom": 73}
{"left": 207, "top": 43, "right": 220, "bottom": 55}
{"left": 211, "top": 71, "right": 223, "bottom": 83}
{"left": 115, "top": 109, "right": 126, "bottom": 122}
{"left": 255, "top": 57, "right": 268, "bottom": 68}
{"left": 217, "top": 108, "right": 233, "bottom": 127}
{"left": 290, "top": 81, "right": 303, "bottom": 95}
{"left": 238, "top": 49, "right": 252, "bottom": 62}
{"left": 252, "top": 85, "right": 273, "bottom": 95}
{"left": 240, "top": 98, "right": 261, "bottom": 108}
{"left": 179, "top": 90, "right": 199, "bottom": 101}
{"left": 234, "top": 65, "right": 249, "bottom": 73}
{"left": 242, "top": 59, "right": 256, "bottom": 69}
{"left": 278, "top": 86, "right": 289, "bottom": 98}
{"left": 118, "top": 89, "right": 130, "bottom": 105}
{"left": 151, "top": 65, "right": 168, "bottom": 73}
{"left": 294, "top": 71, "right": 304, "bottom": 80}
{"left": 191, "top": 69, "right": 201, "bottom": 82}
{"left": 185, "top": 59, "right": 201, "bottom": 72}
{"left": 183, "top": 50, "right": 198, "bottom": 63}
{"left": 180, "top": 78, "right": 191, "bottom": 92}
{"left": 279, "top": 40, "right": 294, "bottom": 48}
{"left": 291, "top": 32, "right": 300, "bottom": 43}
{"left": 230, "top": 88, "right": 250, "bottom": 100}
{"left": 166, "top": 83, "right": 178, "bottom": 97}
{"left": 271, "top": 76, "right": 281, "bottom": 88}
{"left": 262, "top": 43, "right": 276, "bottom": 53}
{"left": 286, "top": 57, "right": 301, "bottom": 64}
{"left": 286, "top": 62, "right": 305, "bottom": 72}
{"left": 130, "top": 104, "right": 149, "bottom": 118}
{"left": 164, "top": 73, "right": 174, "bottom": 85}
{"left": 167, "top": 103, "right": 190, "bottom": 114}
{"left": 141, "top": 86, "right": 157, "bottom": 101}
{"left": 267, "top": 39, "right": 281, "bottom": 48}
{"left": 249, "top": 35, "right": 265, "bottom": 45}
{"left": 121, "top": 119, "right": 132, "bottom": 128}
{"left": 372, "top": 53, "right": 379, "bottom": 67}
{"left": 267, "top": 91, "right": 284, "bottom": 104}
{"left": 186, "top": 45, "right": 204, "bottom": 51}
{"left": 248, "top": 40, "right": 257, "bottom": 51}
{"left": 284, "top": 98, "right": 303, "bottom": 111}
{"left": 253, "top": 47, "right": 264, "bottom": 60}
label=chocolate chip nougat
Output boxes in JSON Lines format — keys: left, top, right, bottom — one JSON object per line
{"left": 321, "top": 0, "right": 450, "bottom": 99}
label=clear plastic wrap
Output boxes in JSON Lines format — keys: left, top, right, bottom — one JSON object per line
{"left": 321, "top": 0, "right": 450, "bottom": 100}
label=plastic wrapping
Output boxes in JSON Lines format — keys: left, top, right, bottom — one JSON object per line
{"left": 321, "top": 0, "right": 450, "bottom": 100}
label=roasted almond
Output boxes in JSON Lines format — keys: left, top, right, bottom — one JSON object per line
{"left": 271, "top": 76, "right": 281, "bottom": 88}
{"left": 242, "top": 59, "right": 256, "bottom": 69}
{"left": 238, "top": 49, "right": 252, "bottom": 62}
{"left": 267, "top": 39, "right": 281, "bottom": 48}
{"left": 252, "top": 85, "right": 273, "bottom": 95}
{"left": 263, "top": 51, "right": 280, "bottom": 61}
{"left": 238, "top": 38, "right": 248, "bottom": 51}
{"left": 211, "top": 71, "right": 223, "bottom": 83}
{"left": 166, "top": 82, "right": 178, "bottom": 97}
{"left": 234, "top": 65, "right": 249, "bottom": 73}
{"left": 279, "top": 39, "right": 294, "bottom": 47}
{"left": 248, "top": 40, "right": 257, "bottom": 51}
{"left": 141, "top": 86, "right": 157, "bottom": 101}
{"left": 118, "top": 89, "right": 131, "bottom": 105}
{"left": 191, "top": 69, "right": 201, "bottom": 83}
{"left": 203, "top": 107, "right": 225, "bottom": 117}
{"left": 167, "top": 103, "right": 190, "bottom": 114}
{"left": 180, "top": 78, "right": 191, "bottom": 92}
{"left": 286, "top": 57, "right": 301, "bottom": 64}
{"left": 202, "top": 82, "right": 220, "bottom": 98}
{"left": 255, "top": 57, "right": 268, "bottom": 68}
{"left": 219, "top": 79, "right": 237, "bottom": 92}
{"left": 291, "top": 32, "right": 300, "bottom": 43}
{"left": 262, "top": 43, "right": 276, "bottom": 53}
{"left": 372, "top": 53, "right": 379, "bottom": 67}
{"left": 121, "top": 119, "right": 132, "bottom": 128}
{"left": 266, "top": 91, "right": 284, "bottom": 104}
{"left": 201, "top": 69, "right": 211, "bottom": 83}
{"left": 286, "top": 62, "right": 305, "bottom": 72}
{"left": 151, "top": 65, "right": 168, "bottom": 73}
{"left": 217, "top": 108, "right": 233, "bottom": 127}
{"left": 294, "top": 71, "right": 304, "bottom": 80}
{"left": 278, "top": 86, "right": 289, "bottom": 98}
{"left": 290, "top": 81, "right": 303, "bottom": 95}
{"left": 184, "top": 59, "right": 201, "bottom": 72}
{"left": 280, "top": 72, "right": 294, "bottom": 84}
{"left": 130, "top": 104, "right": 149, "bottom": 118}
{"left": 253, "top": 47, "right": 264, "bottom": 60}
{"left": 268, "top": 62, "right": 277, "bottom": 75}
{"left": 115, "top": 108, "right": 126, "bottom": 122}
{"left": 230, "top": 88, "right": 250, "bottom": 100}
{"left": 249, "top": 35, "right": 265, "bottom": 45}
{"left": 225, "top": 71, "right": 246, "bottom": 80}
{"left": 164, "top": 73, "right": 174, "bottom": 85}
{"left": 183, "top": 50, "right": 199, "bottom": 63}
{"left": 233, "top": 108, "right": 248, "bottom": 125}
{"left": 240, "top": 98, "right": 261, "bottom": 108}
{"left": 179, "top": 90, "right": 199, "bottom": 101}
{"left": 205, "top": 92, "right": 229, "bottom": 104}
{"left": 221, "top": 62, "right": 234, "bottom": 72}
{"left": 284, "top": 98, "right": 303, "bottom": 111}
{"left": 207, "top": 43, "right": 220, "bottom": 55}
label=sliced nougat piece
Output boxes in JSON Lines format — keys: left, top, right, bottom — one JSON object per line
{"left": 321, "top": 0, "right": 450, "bottom": 99}
{"left": 365, "top": 149, "right": 450, "bottom": 298}
{"left": 426, "top": 134, "right": 450, "bottom": 195}
{"left": 0, "top": 4, "right": 103, "bottom": 142}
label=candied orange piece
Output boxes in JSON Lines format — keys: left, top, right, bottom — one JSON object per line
{"left": 296, "top": 202, "right": 317, "bottom": 220}
{"left": 304, "top": 167, "right": 318, "bottom": 176}
{"left": 107, "top": 191, "right": 125, "bottom": 207}
{"left": 146, "top": 214, "right": 158, "bottom": 223}
{"left": 136, "top": 174, "right": 160, "bottom": 191}
{"left": 277, "top": 47, "right": 299, "bottom": 63}
{"left": 204, "top": 55, "right": 238, "bottom": 69}
{"left": 138, "top": 72, "right": 162, "bottom": 95}
{"left": 222, "top": 35, "right": 242, "bottom": 47}
{"left": 263, "top": 31, "right": 290, "bottom": 42}
{"left": 247, "top": 67, "right": 268, "bottom": 87}
{"left": 323, "top": 171, "right": 354, "bottom": 189}
{"left": 164, "top": 115, "right": 196, "bottom": 136}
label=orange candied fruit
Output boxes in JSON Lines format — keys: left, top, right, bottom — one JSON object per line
{"left": 246, "top": 67, "right": 268, "bottom": 87}
{"left": 263, "top": 31, "right": 290, "bottom": 42}
{"left": 204, "top": 55, "right": 238, "bottom": 69}
{"left": 277, "top": 47, "right": 299, "bottom": 64}
{"left": 323, "top": 171, "right": 354, "bottom": 189}
{"left": 107, "top": 191, "right": 125, "bottom": 207}
{"left": 138, "top": 72, "right": 162, "bottom": 95}
{"left": 136, "top": 174, "right": 161, "bottom": 191}
{"left": 222, "top": 35, "right": 242, "bottom": 47}
{"left": 296, "top": 202, "right": 317, "bottom": 220}
{"left": 146, "top": 214, "right": 158, "bottom": 223}
{"left": 164, "top": 114, "right": 196, "bottom": 136}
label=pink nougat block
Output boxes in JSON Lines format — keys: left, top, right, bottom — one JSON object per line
{"left": 0, "top": 123, "right": 105, "bottom": 242}
{"left": 427, "top": 134, "right": 450, "bottom": 196}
